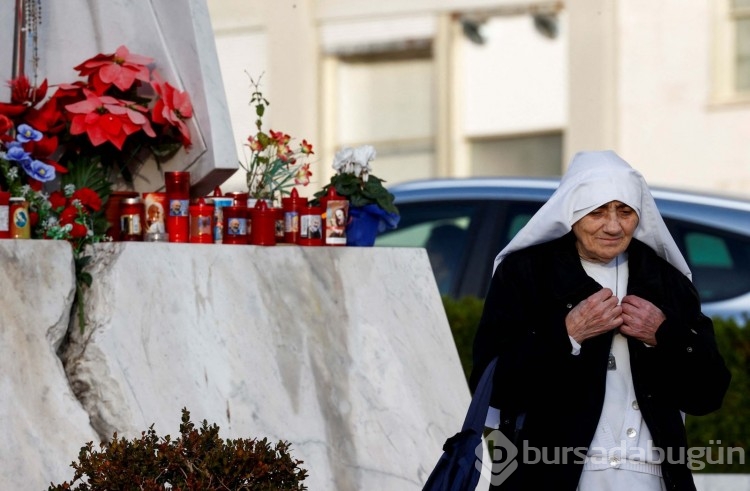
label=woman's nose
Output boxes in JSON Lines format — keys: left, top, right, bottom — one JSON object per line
{"left": 603, "top": 212, "right": 622, "bottom": 233}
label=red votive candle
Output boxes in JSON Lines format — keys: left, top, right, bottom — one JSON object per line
{"left": 282, "top": 187, "right": 307, "bottom": 244}
{"left": 165, "top": 171, "right": 191, "bottom": 243}
{"left": 298, "top": 203, "right": 324, "bottom": 246}
{"left": 189, "top": 198, "right": 214, "bottom": 244}
{"left": 250, "top": 199, "right": 276, "bottom": 246}
{"left": 222, "top": 206, "right": 248, "bottom": 245}
{"left": 0, "top": 191, "right": 10, "bottom": 239}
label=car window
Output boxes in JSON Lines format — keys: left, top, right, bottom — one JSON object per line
{"left": 375, "top": 202, "right": 481, "bottom": 295}
{"left": 664, "top": 218, "right": 750, "bottom": 302}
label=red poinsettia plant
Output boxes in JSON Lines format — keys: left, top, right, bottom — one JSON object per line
{"left": 0, "top": 45, "right": 194, "bottom": 331}
{"left": 0, "top": 45, "right": 193, "bottom": 188}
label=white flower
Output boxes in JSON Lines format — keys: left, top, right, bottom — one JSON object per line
{"left": 64, "top": 184, "right": 76, "bottom": 196}
{"left": 332, "top": 145, "right": 377, "bottom": 179}
{"left": 7, "top": 167, "right": 18, "bottom": 179}
{"left": 332, "top": 147, "right": 354, "bottom": 173}
{"left": 352, "top": 145, "right": 375, "bottom": 179}
{"left": 352, "top": 144, "right": 376, "bottom": 166}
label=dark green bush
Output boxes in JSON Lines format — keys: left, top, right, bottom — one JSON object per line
{"left": 442, "top": 295, "right": 749, "bottom": 473}
{"left": 685, "top": 316, "right": 750, "bottom": 473}
{"left": 48, "top": 408, "right": 308, "bottom": 490}
{"left": 441, "top": 295, "right": 484, "bottom": 380}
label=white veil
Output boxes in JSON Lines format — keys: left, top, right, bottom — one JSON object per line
{"left": 492, "top": 150, "right": 691, "bottom": 280}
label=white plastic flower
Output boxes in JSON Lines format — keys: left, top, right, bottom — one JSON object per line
{"left": 351, "top": 145, "right": 375, "bottom": 181}
{"left": 332, "top": 147, "right": 354, "bottom": 174}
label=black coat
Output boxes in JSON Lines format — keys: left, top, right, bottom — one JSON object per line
{"left": 470, "top": 232, "right": 731, "bottom": 490}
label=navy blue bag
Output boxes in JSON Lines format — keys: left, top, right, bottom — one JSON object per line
{"left": 422, "top": 357, "right": 497, "bottom": 491}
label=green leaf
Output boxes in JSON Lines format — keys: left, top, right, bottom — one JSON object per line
{"left": 78, "top": 271, "right": 93, "bottom": 288}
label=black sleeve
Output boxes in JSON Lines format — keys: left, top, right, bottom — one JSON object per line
{"left": 469, "top": 253, "right": 587, "bottom": 411}
{"left": 645, "top": 268, "right": 731, "bottom": 415}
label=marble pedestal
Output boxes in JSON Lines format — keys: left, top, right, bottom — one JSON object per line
{"left": 0, "top": 241, "right": 470, "bottom": 490}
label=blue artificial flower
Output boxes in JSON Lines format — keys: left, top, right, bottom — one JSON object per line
{"left": 22, "top": 159, "right": 56, "bottom": 183}
{"left": 5, "top": 142, "right": 32, "bottom": 163}
{"left": 16, "top": 124, "right": 43, "bottom": 143}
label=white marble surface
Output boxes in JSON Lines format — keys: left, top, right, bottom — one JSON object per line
{"left": 0, "top": 241, "right": 99, "bottom": 491}
{"left": 0, "top": 241, "right": 471, "bottom": 490}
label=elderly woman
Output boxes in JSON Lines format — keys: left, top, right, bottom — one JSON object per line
{"left": 470, "top": 151, "right": 730, "bottom": 490}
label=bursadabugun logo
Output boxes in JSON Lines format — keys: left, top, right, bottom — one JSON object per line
{"left": 475, "top": 429, "right": 519, "bottom": 486}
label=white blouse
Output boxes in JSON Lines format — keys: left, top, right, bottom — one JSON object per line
{"left": 576, "top": 254, "right": 665, "bottom": 491}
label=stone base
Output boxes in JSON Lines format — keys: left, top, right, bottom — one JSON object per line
{"left": 0, "top": 240, "right": 469, "bottom": 490}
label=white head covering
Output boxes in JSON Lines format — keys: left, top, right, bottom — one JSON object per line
{"left": 492, "top": 150, "right": 691, "bottom": 280}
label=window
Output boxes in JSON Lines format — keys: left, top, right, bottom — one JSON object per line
{"left": 713, "top": 0, "right": 750, "bottom": 101}
{"left": 327, "top": 51, "right": 436, "bottom": 186}
{"left": 665, "top": 219, "right": 750, "bottom": 302}
{"left": 375, "top": 201, "right": 480, "bottom": 295}
{"left": 733, "top": 0, "right": 750, "bottom": 91}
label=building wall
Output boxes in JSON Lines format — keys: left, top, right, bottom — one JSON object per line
{"left": 617, "top": 0, "right": 750, "bottom": 194}
{"left": 207, "top": 0, "right": 750, "bottom": 197}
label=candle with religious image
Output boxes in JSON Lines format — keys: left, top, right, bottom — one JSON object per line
{"left": 323, "top": 187, "right": 348, "bottom": 246}
{"left": 0, "top": 191, "right": 10, "bottom": 238}
{"left": 189, "top": 198, "right": 214, "bottom": 244}
{"left": 164, "top": 171, "right": 190, "bottom": 243}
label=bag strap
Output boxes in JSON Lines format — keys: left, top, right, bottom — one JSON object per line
{"left": 461, "top": 357, "right": 498, "bottom": 434}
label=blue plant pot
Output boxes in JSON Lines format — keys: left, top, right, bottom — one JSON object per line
{"left": 345, "top": 204, "right": 400, "bottom": 247}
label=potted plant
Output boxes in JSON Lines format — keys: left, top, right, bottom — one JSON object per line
{"left": 313, "top": 145, "right": 399, "bottom": 246}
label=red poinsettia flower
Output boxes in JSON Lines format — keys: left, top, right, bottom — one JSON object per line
{"left": 151, "top": 75, "right": 193, "bottom": 147}
{"left": 0, "top": 76, "right": 49, "bottom": 118}
{"left": 26, "top": 97, "right": 67, "bottom": 135}
{"left": 74, "top": 45, "right": 153, "bottom": 94}
{"left": 48, "top": 191, "right": 67, "bottom": 210}
{"left": 66, "top": 90, "right": 152, "bottom": 149}
{"left": 0, "top": 114, "right": 12, "bottom": 134}
{"left": 72, "top": 187, "right": 102, "bottom": 212}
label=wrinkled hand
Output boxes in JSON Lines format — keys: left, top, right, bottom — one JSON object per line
{"left": 620, "top": 295, "right": 665, "bottom": 346}
{"left": 566, "top": 288, "right": 623, "bottom": 344}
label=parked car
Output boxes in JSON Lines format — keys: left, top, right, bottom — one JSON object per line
{"left": 375, "top": 177, "right": 750, "bottom": 320}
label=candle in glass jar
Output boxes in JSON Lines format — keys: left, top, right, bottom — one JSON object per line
{"left": 164, "top": 171, "right": 190, "bottom": 243}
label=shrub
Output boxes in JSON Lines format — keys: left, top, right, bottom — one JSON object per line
{"left": 442, "top": 296, "right": 750, "bottom": 473}
{"left": 441, "top": 295, "right": 484, "bottom": 381}
{"left": 48, "top": 408, "right": 308, "bottom": 490}
{"left": 685, "top": 316, "right": 750, "bottom": 473}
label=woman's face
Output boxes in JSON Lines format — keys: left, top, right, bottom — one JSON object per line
{"left": 572, "top": 200, "right": 639, "bottom": 263}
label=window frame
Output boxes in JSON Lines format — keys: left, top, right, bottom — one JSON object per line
{"left": 712, "top": 0, "right": 750, "bottom": 103}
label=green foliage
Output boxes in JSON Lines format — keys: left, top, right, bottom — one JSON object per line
{"left": 48, "top": 408, "right": 308, "bottom": 490}
{"left": 442, "top": 296, "right": 750, "bottom": 473}
{"left": 685, "top": 316, "right": 750, "bottom": 473}
{"left": 314, "top": 173, "right": 398, "bottom": 215}
{"left": 441, "top": 295, "right": 484, "bottom": 380}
